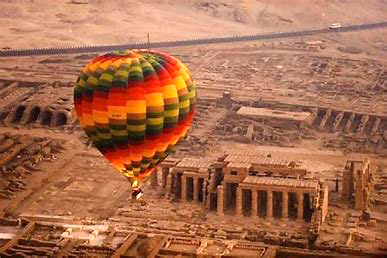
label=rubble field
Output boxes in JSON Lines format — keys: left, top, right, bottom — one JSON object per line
{"left": 0, "top": 39, "right": 386, "bottom": 257}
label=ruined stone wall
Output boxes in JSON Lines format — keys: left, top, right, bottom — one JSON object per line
{"left": 355, "top": 159, "right": 374, "bottom": 211}
{"left": 223, "top": 166, "right": 248, "bottom": 181}
{"left": 321, "top": 183, "right": 329, "bottom": 223}
{"left": 342, "top": 161, "right": 355, "bottom": 200}
{"left": 0, "top": 80, "right": 76, "bottom": 129}
{"left": 342, "top": 159, "right": 374, "bottom": 211}
{"left": 0, "top": 133, "right": 66, "bottom": 200}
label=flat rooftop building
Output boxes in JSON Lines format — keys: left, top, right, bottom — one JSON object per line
{"left": 237, "top": 106, "right": 314, "bottom": 128}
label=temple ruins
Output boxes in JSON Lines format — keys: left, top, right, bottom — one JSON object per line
{"left": 342, "top": 159, "right": 374, "bottom": 211}
{"left": 157, "top": 150, "right": 329, "bottom": 225}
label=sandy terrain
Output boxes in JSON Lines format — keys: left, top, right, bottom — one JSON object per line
{"left": 0, "top": 0, "right": 386, "bottom": 49}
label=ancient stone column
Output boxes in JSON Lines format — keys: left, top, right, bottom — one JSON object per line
{"left": 342, "top": 163, "right": 353, "bottom": 200}
{"left": 319, "top": 109, "right": 331, "bottom": 129}
{"left": 355, "top": 175, "right": 365, "bottom": 210}
{"left": 205, "top": 181, "right": 211, "bottom": 209}
{"left": 193, "top": 177, "right": 199, "bottom": 202}
{"left": 181, "top": 175, "right": 187, "bottom": 201}
{"left": 166, "top": 173, "right": 173, "bottom": 194}
{"left": 357, "top": 115, "right": 369, "bottom": 134}
{"left": 217, "top": 185, "right": 224, "bottom": 216}
{"left": 297, "top": 192, "right": 304, "bottom": 221}
{"left": 266, "top": 189, "right": 273, "bottom": 219}
{"left": 252, "top": 190, "right": 258, "bottom": 217}
{"left": 236, "top": 187, "right": 243, "bottom": 216}
{"left": 282, "top": 191, "right": 289, "bottom": 221}
{"left": 202, "top": 181, "right": 208, "bottom": 205}
{"left": 208, "top": 170, "right": 216, "bottom": 192}
{"left": 371, "top": 118, "right": 381, "bottom": 134}
{"left": 332, "top": 112, "right": 344, "bottom": 131}
{"left": 161, "top": 167, "right": 169, "bottom": 188}
{"left": 50, "top": 112, "right": 58, "bottom": 127}
{"left": 150, "top": 168, "right": 158, "bottom": 187}
{"left": 344, "top": 113, "right": 355, "bottom": 133}
{"left": 257, "top": 191, "right": 260, "bottom": 217}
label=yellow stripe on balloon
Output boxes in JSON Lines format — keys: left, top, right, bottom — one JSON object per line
{"left": 164, "top": 109, "right": 179, "bottom": 117}
{"left": 98, "top": 133, "right": 111, "bottom": 140}
{"left": 87, "top": 62, "right": 99, "bottom": 72}
{"left": 128, "top": 65, "right": 142, "bottom": 74}
{"left": 126, "top": 100, "right": 146, "bottom": 113}
{"left": 123, "top": 57, "right": 132, "bottom": 65}
{"left": 179, "top": 71, "right": 190, "bottom": 81}
{"left": 89, "top": 135, "right": 99, "bottom": 142}
{"left": 124, "top": 171, "right": 134, "bottom": 177}
{"left": 110, "top": 129, "right": 128, "bottom": 136}
{"left": 127, "top": 124, "right": 146, "bottom": 132}
{"left": 99, "top": 73, "right": 113, "bottom": 82}
{"left": 162, "top": 84, "right": 178, "bottom": 99}
{"left": 188, "top": 90, "right": 196, "bottom": 99}
{"left": 111, "top": 59, "right": 124, "bottom": 68}
{"left": 114, "top": 69, "right": 129, "bottom": 78}
{"left": 77, "top": 79, "right": 86, "bottom": 87}
{"left": 179, "top": 99, "right": 190, "bottom": 109}
{"left": 100, "top": 60, "right": 112, "bottom": 70}
{"left": 173, "top": 76, "right": 187, "bottom": 90}
{"left": 146, "top": 93, "right": 164, "bottom": 106}
{"left": 146, "top": 117, "right": 164, "bottom": 125}
{"left": 86, "top": 76, "right": 99, "bottom": 87}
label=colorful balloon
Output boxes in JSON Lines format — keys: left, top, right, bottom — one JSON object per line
{"left": 74, "top": 49, "right": 196, "bottom": 196}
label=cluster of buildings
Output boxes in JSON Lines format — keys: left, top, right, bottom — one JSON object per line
{"left": 153, "top": 150, "right": 329, "bottom": 226}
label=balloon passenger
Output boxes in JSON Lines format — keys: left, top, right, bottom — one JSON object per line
{"left": 129, "top": 179, "right": 143, "bottom": 199}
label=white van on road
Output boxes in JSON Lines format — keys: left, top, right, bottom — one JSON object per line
{"left": 329, "top": 23, "right": 342, "bottom": 29}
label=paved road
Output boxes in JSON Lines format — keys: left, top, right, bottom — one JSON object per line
{"left": 0, "top": 21, "right": 386, "bottom": 57}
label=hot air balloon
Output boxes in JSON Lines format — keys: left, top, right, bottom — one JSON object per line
{"left": 74, "top": 49, "right": 197, "bottom": 199}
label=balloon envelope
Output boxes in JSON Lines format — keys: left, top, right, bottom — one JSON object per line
{"left": 74, "top": 49, "right": 196, "bottom": 186}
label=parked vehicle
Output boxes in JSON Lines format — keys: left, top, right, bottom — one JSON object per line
{"left": 329, "top": 23, "right": 342, "bottom": 29}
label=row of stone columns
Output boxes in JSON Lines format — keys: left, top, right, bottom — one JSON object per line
{"left": 219, "top": 185, "right": 306, "bottom": 221}
{"left": 156, "top": 168, "right": 206, "bottom": 203}
{"left": 251, "top": 188, "right": 304, "bottom": 221}
{"left": 8, "top": 105, "right": 70, "bottom": 127}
